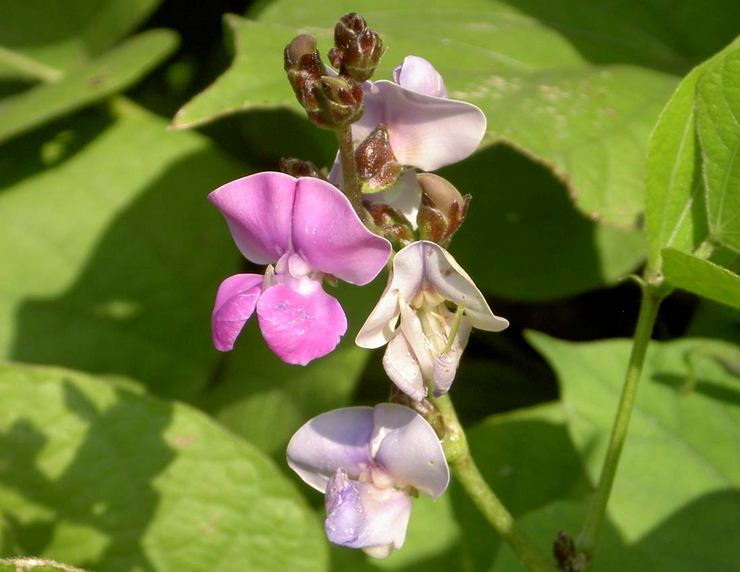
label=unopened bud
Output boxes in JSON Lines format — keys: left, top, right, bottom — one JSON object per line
{"left": 365, "top": 202, "right": 415, "bottom": 250}
{"left": 284, "top": 34, "right": 364, "bottom": 129}
{"left": 355, "top": 124, "right": 401, "bottom": 193}
{"left": 416, "top": 173, "right": 471, "bottom": 245}
{"left": 329, "top": 12, "right": 384, "bottom": 82}
{"left": 279, "top": 157, "right": 325, "bottom": 179}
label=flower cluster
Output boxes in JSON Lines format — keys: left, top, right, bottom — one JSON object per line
{"left": 208, "top": 12, "right": 508, "bottom": 559}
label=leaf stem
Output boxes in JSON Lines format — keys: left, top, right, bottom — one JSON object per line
{"left": 431, "top": 393, "right": 559, "bottom": 572}
{"left": 576, "top": 279, "right": 666, "bottom": 563}
{"left": 335, "top": 127, "right": 365, "bottom": 220}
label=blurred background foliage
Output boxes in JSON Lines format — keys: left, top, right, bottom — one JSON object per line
{"left": 0, "top": 1, "right": 738, "bottom": 570}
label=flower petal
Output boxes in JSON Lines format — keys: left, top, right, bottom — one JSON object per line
{"left": 371, "top": 404, "right": 449, "bottom": 499}
{"left": 208, "top": 172, "right": 296, "bottom": 264}
{"left": 370, "top": 81, "right": 486, "bottom": 171}
{"left": 325, "top": 472, "right": 411, "bottom": 557}
{"left": 211, "top": 273, "right": 264, "bottom": 351}
{"left": 403, "top": 241, "right": 509, "bottom": 332}
{"left": 292, "top": 177, "right": 391, "bottom": 285}
{"left": 398, "top": 301, "right": 435, "bottom": 381}
{"left": 382, "top": 332, "right": 426, "bottom": 401}
{"left": 432, "top": 316, "right": 472, "bottom": 396}
{"left": 256, "top": 281, "right": 347, "bottom": 365}
{"left": 393, "top": 56, "right": 447, "bottom": 98}
{"left": 287, "top": 407, "right": 375, "bottom": 492}
{"left": 355, "top": 245, "right": 427, "bottom": 349}
{"left": 368, "top": 170, "right": 422, "bottom": 229}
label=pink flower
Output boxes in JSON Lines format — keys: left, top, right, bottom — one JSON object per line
{"left": 287, "top": 404, "right": 449, "bottom": 558}
{"left": 210, "top": 172, "right": 391, "bottom": 365}
{"left": 355, "top": 55, "right": 487, "bottom": 171}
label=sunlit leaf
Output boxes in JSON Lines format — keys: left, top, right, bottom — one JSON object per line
{"left": 0, "top": 101, "right": 244, "bottom": 399}
{"left": 0, "top": 31, "right": 177, "bottom": 143}
{"left": 529, "top": 333, "right": 740, "bottom": 544}
{"left": 169, "top": 0, "right": 740, "bottom": 227}
{"left": 696, "top": 46, "right": 740, "bottom": 252}
{"left": 662, "top": 248, "right": 740, "bottom": 309}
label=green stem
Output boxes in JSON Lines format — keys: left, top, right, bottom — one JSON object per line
{"left": 431, "top": 393, "right": 559, "bottom": 572}
{"left": 576, "top": 279, "right": 665, "bottom": 562}
{"left": 335, "top": 127, "right": 365, "bottom": 219}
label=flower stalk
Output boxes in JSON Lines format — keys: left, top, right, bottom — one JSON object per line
{"left": 430, "top": 393, "right": 559, "bottom": 572}
{"left": 575, "top": 278, "right": 667, "bottom": 565}
{"left": 336, "top": 126, "right": 365, "bottom": 219}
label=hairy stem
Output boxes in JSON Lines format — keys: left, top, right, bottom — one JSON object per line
{"left": 335, "top": 127, "right": 365, "bottom": 219}
{"left": 576, "top": 279, "right": 665, "bottom": 563}
{"left": 431, "top": 393, "right": 559, "bottom": 572}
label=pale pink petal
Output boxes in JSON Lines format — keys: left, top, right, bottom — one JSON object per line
{"left": 355, "top": 278, "right": 402, "bottom": 349}
{"left": 366, "top": 170, "right": 422, "bottom": 229}
{"left": 398, "top": 302, "right": 434, "bottom": 381}
{"left": 382, "top": 332, "right": 426, "bottom": 401}
{"left": 371, "top": 404, "right": 449, "bottom": 499}
{"left": 402, "top": 241, "right": 509, "bottom": 332}
{"left": 287, "top": 407, "right": 374, "bottom": 492}
{"left": 351, "top": 82, "right": 386, "bottom": 150}
{"left": 256, "top": 281, "right": 347, "bottom": 366}
{"left": 370, "top": 81, "right": 486, "bottom": 171}
{"left": 292, "top": 177, "right": 391, "bottom": 285}
{"left": 209, "top": 172, "right": 296, "bottom": 264}
{"left": 324, "top": 472, "right": 411, "bottom": 556}
{"left": 393, "top": 56, "right": 447, "bottom": 98}
{"left": 211, "top": 273, "right": 264, "bottom": 351}
{"left": 432, "top": 317, "right": 472, "bottom": 396}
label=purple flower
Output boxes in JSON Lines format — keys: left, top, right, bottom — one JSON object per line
{"left": 356, "top": 241, "right": 509, "bottom": 400}
{"left": 287, "top": 403, "right": 449, "bottom": 558}
{"left": 355, "top": 55, "right": 487, "bottom": 171}
{"left": 210, "top": 172, "right": 391, "bottom": 365}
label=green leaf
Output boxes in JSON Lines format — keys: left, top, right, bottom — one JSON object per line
{"left": 697, "top": 46, "right": 740, "bottom": 252}
{"left": 0, "top": 0, "right": 162, "bottom": 73}
{"left": 528, "top": 333, "right": 740, "bottom": 544}
{"left": 0, "top": 363, "right": 327, "bottom": 571}
{"left": 662, "top": 247, "right": 740, "bottom": 309}
{"left": 0, "top": 30, "right": 178, "bottom": 143}
{"left": 171, "top": 0, "right": 740, "bottom": 227}
{"left": 442, "top": 146, "right": 645, "bottom": 301}
{"left": 645, "top": 64, "right": 707, "bottom": 271}
{"left": 0, "top": 101, "right": 244, "bottom": 400}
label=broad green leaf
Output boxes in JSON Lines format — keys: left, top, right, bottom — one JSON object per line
{"left": 171, "top": 0, "right": 735, "bottom": 227}
{"left": 645, "top": 64, "right": 707, "bottom": 271}
{"left": 442, "top": 146, "right": 645, "bottom": 301}
{"left": 0, "top": 31, "right": 177, "bottom": 143}
{"left": 0, "top": 559, "right": 86, "bottom": 572}
{"left": 662, "top": 247, "right": 740, "bottom": 309}
{"left": 528, "top": 333, "right": 740, "bottom": 543}
{"left": 0, "top": 363, "right": 327, "bottom": 571}
{"left": 0, "top": 101, "right": 244, "bottom": 400}
{"left": 697, "top": 47, "right": 740, "bottom": 252}
{"left": 0, "top": 0, "right": 161, "bottom": 73}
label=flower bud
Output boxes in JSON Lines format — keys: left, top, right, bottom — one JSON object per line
{"left": 328, "top": 12, "right": 384, "bottom": 82}
{"left": 278, "top": 157, "right": 325, "bottom": 179}
{"left": 355, "top": 124, "right": 401, "bottom": 193}
{"left": 365, "top": 202, "right": 415, "bottom": 250}
{"left": 416, "top": 173, "right": 471, "bottom": 245}
{"left": 284, "top": 34, "right": 364, "bottom": 130}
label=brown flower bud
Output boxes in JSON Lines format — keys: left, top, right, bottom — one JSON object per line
{"left": 283, "top": 34, "right": 364, "bottom": 129}
{"left": 355, "top": 124, "right": 401, "bottom": 193}
{"left": 278, "top": 157, "right": 325, "bottom": 179}
{"left": 365, "top": 202, "right": 415, "bottom": 250}
{"left": 416, "top": 173, "right": 471, "bottom": 245}
{"left": 329, "top": 12, "right": 384, "bottom": 82}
